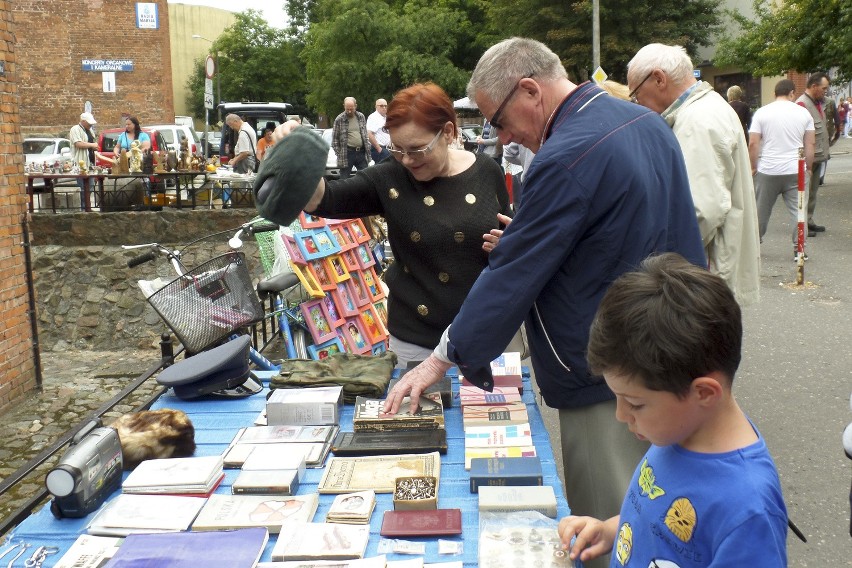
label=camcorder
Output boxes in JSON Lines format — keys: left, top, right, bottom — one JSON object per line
{"left": 45, "top": 419, "right": 122, "bottom": 518}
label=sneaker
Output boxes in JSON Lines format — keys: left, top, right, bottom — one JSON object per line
{"left": 793, "top": 251, "right": 809, "bottom": 262}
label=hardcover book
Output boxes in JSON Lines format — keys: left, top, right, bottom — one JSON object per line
{"left": 459, "top": 385, "right": 522, "bottom": 406}
{"left": 121, "top": 455, "right": 224, "bottom": 495}
{"left": 379, "top": 508, "right": 463, "bottom": 537}
{"left": 232, "top": 468, "right": 300, "bottom": 495}
{"left": 54, "top": 534, "right": 123, "bottom": 568}
{"left": 461, "top": 402, "right": 528, "bottom": 428}
{"left": 87, "top": 494, "right": 206, "bottom": 536}
{"left": 270, "top": 522, "right": 370, "bottom": 561}
{"left": 331, "top": 429, "right": 448, "bottom": 456}
{"left": 477, "top": 485, "right": 557, "bottom": 518}
{"left": 468, "top": 456, "right": 543, "bottom": 493}
{"left": 266, "top": 385, "right": 343, "bottom": 426}
{"left": 224, "top": 440, "right": 331, "bottom": 469}
{"left": 102, "top": 527, "right": 268, "bottom": 568}
{"left": 318, "top": 452, "right": 441, "bottom": 494}
{"left": 325, "top": 490, "right": 376, "bottom": 524}
{"left": 388, "top": 373, "right": 453, "bottom": 408}
{"left": 464, "top": 423, "right": 533, "bottom": 448}
{"left": 464, "top": 446, "right": 537, "bottom": 470}
{"left": 353, "top": 393, "right": 444, "bottom": 432}
{"left": 191, "top": 493, "right": 319, "bottom": 533}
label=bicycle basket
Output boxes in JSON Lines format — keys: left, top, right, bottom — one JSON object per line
{"left": 146, "top": 251, "right": 264, "bottom": 353}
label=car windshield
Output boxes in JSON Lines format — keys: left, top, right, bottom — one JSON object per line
{"left": 160, "top": 130, "right": 175, "bottom": 144}
{"left": 24, "top": 140, "right": 55, "bottom": 155}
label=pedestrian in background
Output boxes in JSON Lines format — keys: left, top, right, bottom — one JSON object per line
{"left": 256, "top": 127, "right": 275, "bottom": 161}
{"left": 331, "top": 97, "right": 370, "bottom": 179}
{"left": 475, "top": 119, "right": 502, "bottom": 165}
{"left": 727, "top": 85, "right": 751, "bottom": 141}
{"left": 367, "top": 98, "right": 391, "bottom": 164}
{"left": 69, "top": 112, "right": 99, "bottom": 210}
{"left": 796, "top": 72, "right": 831, "bottom": 233}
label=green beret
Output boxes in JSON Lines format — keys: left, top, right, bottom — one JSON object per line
{"left": 253, "top": 127, "right": 329, "bottom": 226}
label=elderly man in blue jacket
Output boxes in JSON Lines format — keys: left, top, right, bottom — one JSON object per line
{"left": 386, "top": 37, "right": 705, "bottom": 566}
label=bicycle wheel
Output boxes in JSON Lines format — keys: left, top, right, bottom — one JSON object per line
{"left": 292, "top": 327, "right": 309, "bottom": 359}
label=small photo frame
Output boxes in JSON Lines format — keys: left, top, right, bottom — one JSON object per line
{"left": 294, "top": 231, "right": 325, "bottom": 261}
{"left": 355, "top": 243, "right": 376, "bottom": 269}
{"left": 336, "top": 327, "right": 354, "bottom": 354}
{"left": 341, "top": 248, "right": 361, "bottom": 272}
{"left": 331, "top": 282, "right": 359, "bottom": 317}
{"left": 283, "top": 234, "right": 307, "bottom": 265}
{"left": 324, "top": 254, "right": 350, "bottom": 283}
{"left": 301, "top": 298, "right": 337, "bottom": 344}
{"left": 347, "top": 271, "right": 371, "bottom": 307}
{"left": 299, "top": 211, "right": 326, "bottom": 229}
{"left": 323, "top": 294, "right": 344, "bottom": 327}
{"left": 372, "top": 341, "right": 387, "bottom": 355}
{"left": 340, "top": 224, "right": 357, "bottom": 247}
{"left": 308, "top": 258, "right": 337, "bottom": 291}
{"left": 330, "top": 226, "right": 355, "bottom": 251}
{"left": 348, "top": 219, "right": 371, "bottom": 244}
{"left": 362, "top": 266, "right": 384, "bottom": 301}
{"left": 313, "top": 226, "right": 342, "bottom": 255}
{"left": 307, "top": 336, "right": 345, "bottom": 360}
{"left": 290, "top": 261, "right": 325, "bottom": 298}
{"left": 372, "top": 298, "right": 389, "bottom": 331}
{"left": 360, "top": 304, "right": 387, "bottom": 344}
{"left": 342, "top": 315, "right": 371, "bottom": 354}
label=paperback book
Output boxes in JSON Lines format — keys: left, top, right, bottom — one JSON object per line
{"left": 464, "top": 423, "right": 533, "bottom": 448}
{"left": 353, "top": 393, "right": 444, "bottom": 432}
{"left": 257, "top": 558, "right": 387, "bottom": 568}
{"left": 464, "top": 446, "right": 537, "bottom": 470}
{"left": 379, "top": 508, "right": 463, "bottom": 537}
{"left": 238, "top": 445, "right": 308, "bottom": 480}
{"left": 121, "top": 455, "right": 223, "bottom": 495}
{"left": 478, "top": 485, "right": 558, "bottom": 518}
{"left": 266, "top": 386, "right": 343, "bottom": 426}
{"left": 231, "top": 425, "right": 338, "bottom": 444}
{"left": 462, "top": 402, "right": 528, "bottom": 428}
{"left": 54, "top": 534, "right": 123, "bottom": 568}
{"left": 270, "top": 522, "right": 370, "bottom": 561}
{"left": 469, "top": 456, "right": 543, "bottom": 493}
{"left": 191, "top": 493, "right": 319, "bottom": 533}
{"left": 331, "top": 429, "right": 448, "bottom": 456}
{"left": 318, "top": 452, "right": 441, "bottom": 493}
{"left": 459, "top": 386, "right": 522, "bottom": 406}
{"left": 325, "top": 490, "right": 376, "bottom": 524}
{"left": 232, "top": 468, "right": 301, "bottom": 495}
{"left": 224, "top": 441, "right": 331, "bottom": 469}
{"left": 87, "top": 494, "right": 206, "bottom": 536}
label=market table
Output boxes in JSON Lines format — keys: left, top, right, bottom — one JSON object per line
{"left": 25, "top": 174, "right": 96, "bottom": 213}
{"left": 10, "top": 367, "right": 571, "bottom": 566}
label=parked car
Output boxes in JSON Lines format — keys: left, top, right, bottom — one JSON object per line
{"left": 147, "top": 124, "right": 201, "bottom": 157}
{"left": 202, "top": 130, "right": 221, "bottom": 158}
{"left": 459, "top": 123, "right": 483, "bottom": 153}
{"left": 217, "top": 101, "right": 293, "bottom": 163}
{"left": 23, "top": 137, "right": 73, "bottom": 188}
{"left": 314, "top": 128, "right": 340, "bottom": 180}
{"left": 96, "top": 127, "right": 169, "bottom": 168}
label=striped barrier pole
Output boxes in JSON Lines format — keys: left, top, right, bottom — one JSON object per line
{"left": 795, "top": 146, "right": 806, "bottom": 285}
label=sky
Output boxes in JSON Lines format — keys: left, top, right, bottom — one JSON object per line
{"left": 168, "top": 0, "right": 289, "bottom": 29}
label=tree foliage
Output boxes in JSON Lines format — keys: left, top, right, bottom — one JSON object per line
{"left": 185, "top": 10, "right": 309, "bottom": 121}
{"left": 483, "top": 0, "right": 723, "bottom": 82}
{"left": 715, "top": 0, "right": 851, "bottom": 81}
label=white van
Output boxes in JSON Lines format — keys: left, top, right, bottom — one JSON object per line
{"left": 147, "top": 124, "right": 201, "bottom": 156}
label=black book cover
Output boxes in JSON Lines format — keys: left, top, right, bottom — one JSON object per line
{"left": 331, "top": 429, "right": 448, "bottom": 456}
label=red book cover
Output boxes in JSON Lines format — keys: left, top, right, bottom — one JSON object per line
{"left": 379, "top": 508, "right": 462, "bottom": 537}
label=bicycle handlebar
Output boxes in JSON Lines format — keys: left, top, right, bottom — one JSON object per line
{"left": 127, "top": 252, "right": 157, "bottom": 268}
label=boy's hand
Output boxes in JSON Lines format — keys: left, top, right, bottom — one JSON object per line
{"left": 558, "top": 515, "right": 617, "bottom": 563}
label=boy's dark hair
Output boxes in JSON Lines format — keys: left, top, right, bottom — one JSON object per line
{"left": 587, "top": 253, "right": 742, "bottom": 397}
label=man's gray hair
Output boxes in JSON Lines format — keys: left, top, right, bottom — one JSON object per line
{"left": 628, "top": 44, "right": 694, "bottom": 86}
{"left": 467, "top": 37, "right": 567, "bottom": 104}
{"left": 225, "top": 113, "right": 241, "bottom": 126}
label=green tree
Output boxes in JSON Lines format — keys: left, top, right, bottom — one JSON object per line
{"left": 715, "top": 0, "right": 851, "bottom": 81}
{"left": 185, "top": 10, "right": 310, "bottom": 121}
{"left": 483, "top": 0, "right": 723, "bottom": 82}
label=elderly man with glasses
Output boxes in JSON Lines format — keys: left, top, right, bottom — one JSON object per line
{"left": 384, "top": 38, "right": 705, "bottom": 567}
{"left": 627, "top": 43, "right": 760, "bottom": 304}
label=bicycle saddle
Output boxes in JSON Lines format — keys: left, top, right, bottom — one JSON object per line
{"left": 256, "top": 272, "right": 299, "bottom": 296}
{"left": 157, "top": 335, "right": 260, "bottom": 399}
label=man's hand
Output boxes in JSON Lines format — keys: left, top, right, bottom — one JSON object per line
{"left": 271, "top": 120, "right": 304, "bottom": 144}
{"left": 482, "top": 213, "right": 512, "bottom": 253}
{"left": 558, "top": 515, "right": 618, "bottom": 563}
{"left": 384, "top": 355, "right": 451, "bottom": 415}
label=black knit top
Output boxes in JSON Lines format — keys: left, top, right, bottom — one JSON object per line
{"left": 312, "top": 154, "right": 511, "bottom": 348}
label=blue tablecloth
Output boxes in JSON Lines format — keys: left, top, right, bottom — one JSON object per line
{"left": 11, "top": 367, "right": 571, "bottom": 566}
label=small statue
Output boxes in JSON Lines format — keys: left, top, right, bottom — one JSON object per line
{"left": 167, "top": 150, "right": 178, "bottom": 172}
{"left": 179, "top": 136, "right": 190, "bottom": 170}
{"left": 128, "top": 140, "right": 143, "bottom": 173}
{"left": 78, "top": 160, "right": 88, "bottom": 175}
{"left": 142, "top": 149, "right": 154, "bottom": 174}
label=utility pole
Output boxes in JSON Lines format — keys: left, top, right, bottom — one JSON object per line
{"left": 592, "top": 0, "right": 600, "bottom": 72}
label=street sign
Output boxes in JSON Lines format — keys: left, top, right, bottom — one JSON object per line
{"left": 205, "top": 55, "right": 216, "bottom": 79}
{"left": 592, "top": 66, "right": 608, "bottom": 85}
{"left": 204, "top": 78, "right": 214, "bottom": 110}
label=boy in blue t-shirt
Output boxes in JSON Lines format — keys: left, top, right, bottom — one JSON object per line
{"left": 558, "top": 253, "right": 787, "bottom": 567}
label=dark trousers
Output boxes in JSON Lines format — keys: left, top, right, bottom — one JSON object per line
{"left": 341, "top": 148, "right": 369, "bottom": 179}
{"left": 370, "top": 146, "right": 390, "bottom": 164}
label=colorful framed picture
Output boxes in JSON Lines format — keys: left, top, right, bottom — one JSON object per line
{"left": 322, "top": 294, "right": 344, "bottom": 327}
{"left": 331, "top": 282, "right": 359, "bottom": 317}
{"left": 299, "top": 211, "right": 326, "bottom": 229}
{"left": 360, "top": 304, "right": 387, "bottom": 344}
{"left": 347, "top": 271, "right": 371, "bottom": 307}
{"left": 290, "top": 261, "right": 325, "bottom": 298}
{"left": 347, "top": 219, "right": 371, "bottom": 244}
{"left": 372, "top": 298, "right": 389, "bottom": 331}
{"left": 330, "top": 226, "right": 355, "bottom": 251}
{"left": 312, "top": 226, "right": 342, "bottom": 255}
{"left": 308, "top": 258, "right": 336, "bottom": 291}
{"left": 335, "top": 327, "right": 354, "bottom": 354}
{"left": 294, "top": 231, "right": 325, "bottom": 261}
{"left": 355, "top": 243, "right": 376, "bottom": 269}
{"left": 307, "top": 336, "right": 345, "bottom": 361}
{"left": 372, "top": 341, "right": 387, "bottom": 355}
{"left": 301, "top": 298, "right": 337, "bottom": 344}
{"left": 341, "top": 315, "right": 371, "bottom": 354}
{"left": 362, "top": 266, "right": 384, "bottom": 301}
{"left": 283, "top": 234, "right": 307, "bottom": 265}
{"left": 324, "top": 254, "right": 350, "bottom": 283}
{"left": 341, "top": 248, "right": 361, "bottom": 272}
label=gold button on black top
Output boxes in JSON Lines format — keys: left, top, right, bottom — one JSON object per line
{"left": 439, "top": 272, "right": 449, "bottom": 283}
{"left": 465, "top": 194, "right": 476, "bottom": 204}
{"left": 454, "top": 232, "right": 465, "bottom": 243}
{"left": 410, "top": 231, "right": 421, "bottom": 242}
{"left": 423, "top": 196, "right": 435, "bottom": 206}
{"left": 389, "top": 188, "right": 399, "bottom": 199}
{"left": 417, "top": 305, "right": 429, "bottom": 316}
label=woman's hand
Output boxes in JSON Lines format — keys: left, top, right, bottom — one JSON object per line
{"left": 482, "top": 213, "right": 512, "bottom": 253}
{"left": 383, "top": 355, "right": 451, "bottom": 415}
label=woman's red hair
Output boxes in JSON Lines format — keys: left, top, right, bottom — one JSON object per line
{"left": 385, "top": 82, "right": 458, "bottom": 137}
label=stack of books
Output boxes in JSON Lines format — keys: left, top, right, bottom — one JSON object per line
{"left": 463, "top": 422, "right": 537, "bottom": 469}
{"left": 121, "top": 455, "right": 224, "bottom": 496}
{"left": 352, "top": 392, "right": 445, "bottom": 432}
{"left": 223, "top": 424, "right": 338, "bottom": 469}
{"left": 232, "top": 449, "right": 307, "bottom": 496}
{"left": 461, "top": 351, "right": 524, "bottom": 393}
{"left": 325, "top": 490, "right": 377, "bottom": 524}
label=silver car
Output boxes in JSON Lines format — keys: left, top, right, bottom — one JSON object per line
{"left": 24, "top": 137, "right": 73, "bottom": 188}
{"left": 313, "top": 128, "right": 340, "bottom": 180}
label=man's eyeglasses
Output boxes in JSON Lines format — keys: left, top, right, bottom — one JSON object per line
{"left": 629, "top": 71, "right": 654, "bottom": 104}
{"left": 387, "top": 131, "right": 442, "bottom": 160}
{"left": 490, "top": 74, "right": 533, "bottom": 131}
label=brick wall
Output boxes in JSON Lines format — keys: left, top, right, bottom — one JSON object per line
{"left": 14, "top": 0, "right": 175, "bottom": 137}
{"left": 0, "top": 1, "right": 37, "bottom": 412}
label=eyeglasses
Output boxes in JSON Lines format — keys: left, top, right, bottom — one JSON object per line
{"left": 387, "top": 131, "right": 443, "bottom": 160}
{"left": 490, "top": 74, "right": 533, "bottom": 131}
{"left": 629, "top": 71, "right": 654, "bottom": 104}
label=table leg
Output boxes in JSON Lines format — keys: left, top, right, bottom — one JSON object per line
{"left": 82, "top": 177, "right": 91, "bottom": 212}
{"left": 27, "top": 179, "right": 34, "bottom": 213}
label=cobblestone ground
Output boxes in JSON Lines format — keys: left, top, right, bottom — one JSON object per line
{"left": 0, "top": 348, "right": 163, "bottom": 533}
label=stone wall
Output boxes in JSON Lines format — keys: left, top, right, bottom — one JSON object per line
{"left": 29, "top": 209, "right": 262, "bottom": 353}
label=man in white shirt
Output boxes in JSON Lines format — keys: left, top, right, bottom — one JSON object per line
{"left": 749, "top": 79, "right": 815, "bottom": 259}
{"left": 366, "top": 98, "right": 390, "bottom": 163}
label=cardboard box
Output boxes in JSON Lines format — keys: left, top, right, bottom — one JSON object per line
{"left": 266, "top": 386, "right": 343, "bottom": 426}
{"left": 393, "top": 476, "right": 437, "bottom": 511}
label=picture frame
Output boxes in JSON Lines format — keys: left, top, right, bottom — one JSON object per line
{"left": 341, "top": 315, "right": 371, "bottom": 355}
{"left": 355, "top": 243, "right": 376, "bottom": 270}
{"left": 340, "top": 224, "right": 357, "bottom": 247}
{"left": 371, "top": 341, "right": 387, "bottom": 355}
{"left": 341, "top": 248, "right": 361, "bottom": 272}
{"left": 347, "top": 219, "right": 371, "bottom": 244}
{"left": 299, "top": 211, "right": 326, "bottom": 229}
{"left": 308, "top": 258, "right": 337, "bottom": 291}
{"left": 331, "top": 282, "right": 359, "bottom": 317}
{"left": 362, "top": 266, "right": 384, "bottom": 301}
{"left": 359, "top": 304, "right": 387, "bottom": 344}
{"left": 335, "top": 327, "right": 354, "bottom": 354}
{"left": 323, "top": 254, "right": 350, "bottom": 283}
{"left": 300, "top": 298, "right": 337, "bottom": 344}
{"left": 283, "top": 234, "right": 307, "bottom": 265}
{"left": 372, "top": 298, "right": 389, "bottom": 331}
{"left": 294, "top": 231, "right": 325, "bottom": 262}
{"left": 312, "top": 226, "right": 342, "bottom": 255}
{"left": 307, "top": 336, "right": 345, "bottom": 361}
{"left": 322, "top": 293, "right": 344, "bottom": 327}
{"left": 330, "top": 226, "right": 355, "bottom": 251}
{"left": 347, "top": 271, "right": 371, "bottom": 307}
{"left": 290, "top": 261, "right": 325, "bottom": 298}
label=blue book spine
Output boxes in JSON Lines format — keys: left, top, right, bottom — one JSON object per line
{"left": 469, "top": 456, "right": 543, "bottom": 493}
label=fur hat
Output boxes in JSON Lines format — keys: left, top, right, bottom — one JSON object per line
{"left": 253, "top": 127, "right": 328, "bottom": 226}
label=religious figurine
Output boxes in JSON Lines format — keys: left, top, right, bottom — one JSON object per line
{"left": 167, "top": 150, "right": 178, "bottom": 172}
{"left": 142, "top": 149, "right": 154, "bottom": 174}
{"left": 128, "top": 140, "right": 143, "bottom": 173}
{"left": 78, "top": 160, "right": 88, "bottom": 175}
{"left": 178, "top": 136, "right": 191, "bottom": 170}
